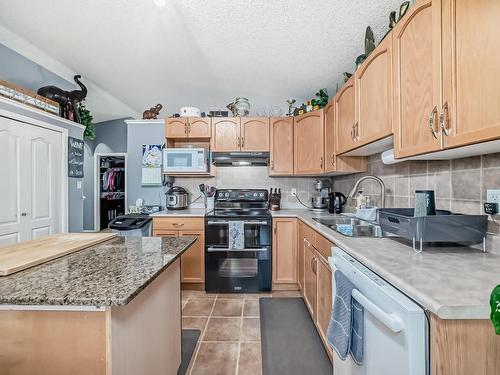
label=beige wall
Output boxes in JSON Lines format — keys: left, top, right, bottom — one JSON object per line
{"left": 333, "top": 153, "right": 500, "bottom": 235}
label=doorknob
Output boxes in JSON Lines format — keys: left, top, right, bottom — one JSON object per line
{"left": 21, "top": 212, "right": 29, "bottom": 217}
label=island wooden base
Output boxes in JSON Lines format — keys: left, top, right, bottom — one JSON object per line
{"left": 430, "top": 314, "right": 500, "bottom": 375}
{"left": 0, "top": 259, "right": 181, "bottom": 375}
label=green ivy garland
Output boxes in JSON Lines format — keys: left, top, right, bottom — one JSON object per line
{"left": 78, "top": 104, "right": 96, "bottom": 140}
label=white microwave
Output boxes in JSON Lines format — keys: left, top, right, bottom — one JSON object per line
{"left": 163, "top": 148, "right": 208, "bottom": 173}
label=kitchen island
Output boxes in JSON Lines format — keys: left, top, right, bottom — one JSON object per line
{"left": 0, "top": 235, "right": 196, "bottom": 375}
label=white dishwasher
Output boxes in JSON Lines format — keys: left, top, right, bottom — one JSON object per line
{"left": 329, "top": 247, "right": 428, "bottom": 375}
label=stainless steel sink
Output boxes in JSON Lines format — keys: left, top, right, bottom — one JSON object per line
{"left": 312, "top": 216, "right": 383, "bottom": 238}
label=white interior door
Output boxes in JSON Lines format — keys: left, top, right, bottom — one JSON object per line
{"left": 0, "top": 116, "right": 62, "bottom": 245}
{"left": 0, "top": 117, "right": 23, "bottom": 245}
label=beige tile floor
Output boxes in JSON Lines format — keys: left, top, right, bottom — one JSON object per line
{"left": 182, "top": 290, "right": 302, "bottom": 375}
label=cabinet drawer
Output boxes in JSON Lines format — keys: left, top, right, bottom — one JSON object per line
{"left": 315, "top": 234, "right": 333, "bottom": 260}
{"left": 153, "top": 217, "right": 204, "bottom": 231}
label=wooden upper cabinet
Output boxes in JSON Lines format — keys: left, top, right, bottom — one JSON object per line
{"left": 324, "top": 101, "right": 336, "bottom": 173}
{"left": 269, "top": 117, "right": 294, "bottom": 175}
{"left": 393, "top": 0, "right": 442, "bottom": 158}
{"left": 165, "top": 118, "right": 188, "bottom": 139}
{"left": 294, "top": 110, "right": 325, "bottom": 175}
{"left": 166, "top": 117, "right": 210, "bottom": 138}
{"left": 355, "top": 35, "right": 393, "bottom": 145}
{"left": 211, "top": 118, "right": 241, "bottom": 151}
{"left": 188, "top": 118, "right": 211, "bottom": 138}
{"left": 335, "top": 77, "right": 357, "bottom": 154}
{"left": 240, "top": 117, "right": 270, "bottom": 151}
{"left": 272, "top": 218, "right": 297, "bottom": 284}
{"left": 441, "top": 0, "right": 500, "bottom": 148}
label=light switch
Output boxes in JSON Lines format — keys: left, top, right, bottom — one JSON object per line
{"left": 76, "top": 181, "right": 82, "bottom": 190}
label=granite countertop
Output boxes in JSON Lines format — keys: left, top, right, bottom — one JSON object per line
{"left": 0, "top": 236, "right": 195, "bottom": 307}
{"left": 271, "top": 209, "right": 499, "bottom": 320}
{"left": 150, "top": 207, "right": 208, "bottom": 217}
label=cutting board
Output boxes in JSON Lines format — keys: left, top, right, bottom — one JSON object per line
{"left": 0, "top": 232, "right": 117, "bottom": 276}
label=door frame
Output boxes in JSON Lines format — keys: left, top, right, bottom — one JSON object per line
{"left": 0, "top": 108, "right": 69, "bottom": 233}
{"left": 94, "top": 152, "right": 128, "bottom": 231}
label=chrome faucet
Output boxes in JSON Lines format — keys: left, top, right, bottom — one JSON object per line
{"left": 348, "top": 175, "right": 386, "bottom": 208}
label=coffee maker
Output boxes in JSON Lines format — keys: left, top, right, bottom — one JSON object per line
{"left": 311, "top": 179, "right": 331, "bottom": 211}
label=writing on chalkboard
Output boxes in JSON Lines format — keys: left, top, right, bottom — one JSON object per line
{"left": 68, "top": 136, "right": 84, "bottom": 178}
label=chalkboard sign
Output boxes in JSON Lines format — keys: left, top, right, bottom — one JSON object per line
{"left": 68, "top": 137, "right": 84, "bottom": 178}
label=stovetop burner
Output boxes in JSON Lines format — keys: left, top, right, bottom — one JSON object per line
{"left": 206, "top": 189, "right": 270, "bottom": 218}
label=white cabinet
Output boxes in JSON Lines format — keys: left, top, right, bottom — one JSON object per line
{"left": 0, "top": 116, "right": 64, "bottom": 245}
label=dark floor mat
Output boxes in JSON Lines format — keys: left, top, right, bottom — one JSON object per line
{"left": 260, "top": 298, "right": 332, "bottom": 375}
{"left": 178, "top": 329, "right": 201, "bottom": 375}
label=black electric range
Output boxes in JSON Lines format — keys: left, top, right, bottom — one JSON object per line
{"left": 204, "top": 189, "right": 272, "bottom": 293}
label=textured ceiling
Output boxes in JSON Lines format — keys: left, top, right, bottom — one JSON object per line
{"left": 0, "top": 0, "right": 405, "bottom": 119}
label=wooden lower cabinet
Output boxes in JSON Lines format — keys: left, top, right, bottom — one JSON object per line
{"left": 272, "top": 218, "right": 297, "bottom": 285}
{"left": 297, "top": 222, "right": 305, "bottom": 291}
{"left": 316, "top": 254, "right": 333, "bottom": 359}
{"left": 178, "top": 230, "right": 205, "bottom": 283}
{"left": 430, "top": 314, "right": 500, "bottom": 375}
{"left": 303, "top": 238, "right": 317, "bottom": 320}
{"left": 153, "top": 218, "right": 205, "bottom": 285}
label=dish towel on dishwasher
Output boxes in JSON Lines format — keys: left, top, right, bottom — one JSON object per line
{"left": 228, "top": 221, "right": 245, "bottom": 250}
{"left": 327, "top": 270, "right": 364, "bottom": 365}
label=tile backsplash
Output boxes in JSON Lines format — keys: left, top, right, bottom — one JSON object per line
{"left": 172, "top": 167, "right": 325, "bottom": 208}
{"left": 332, "top": 153, "right": 500, "bottom": 234}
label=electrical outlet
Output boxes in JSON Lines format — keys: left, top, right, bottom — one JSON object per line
{"left": 487, "top": 189, "right": 500, "bottom": 203}
{"left": 291, "top": 188, "right": 297, "bottom": 197}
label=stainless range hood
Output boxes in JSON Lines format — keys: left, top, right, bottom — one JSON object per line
{"left": 211, "top": 152, "right": 269, "bottom": 166}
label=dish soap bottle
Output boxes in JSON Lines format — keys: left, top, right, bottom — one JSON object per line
{"left": 491, "top": 285, "right": 500, "bottom": 335}
{"left": 355, "top": 191, "right": 365, "bottom": 209}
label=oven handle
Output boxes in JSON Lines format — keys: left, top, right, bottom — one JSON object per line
{"left": 352, "top": 289, "right": 404, "bottom": 333}
{"left": 206, "top": 220, "right": 269, "bottom": 225}
{"left": 207, "top": 247, "right": 269, "bottom": 252}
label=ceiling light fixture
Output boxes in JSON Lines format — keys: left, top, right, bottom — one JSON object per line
{"left": 153, "top": 0, "right": 166, "bottom": 8}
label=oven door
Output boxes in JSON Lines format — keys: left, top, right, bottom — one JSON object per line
{"left": 205, "top": 218, "right": 272, "bottom": 293}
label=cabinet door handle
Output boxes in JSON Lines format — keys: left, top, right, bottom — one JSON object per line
{"left": 429, "top": 106, "right": 439, "bottom": 139}
{"left": 273, "top": 225, "right": 277, "bottom": 234}
{"left": 440, "top": 102, "right": 450, "bottom": 136}
{"left": 310, "top": 256, "right": 315, "bottom": 272}
{"left": 331, "top": 154, "right": 335, "bottom": 167}
{"left": 354, "top": 122, "right": 359, "bottom": 141}
{"left": 184, "top": 124, "right": 188, "bottom": 135}
{"left": 350, "top": 125, "right": 355, "bottom": 141}
{"left": 237, "top": 137, "right": 241, "bottom": 148}
{"left": 271, "top": 160, "right": 275, "bottom": 170}
{"left": 173, "top": 223, "right": 184, "bottom": 227}
{"left": 241, "top": 137, "right": 245, "bottom": 148}
{"left": 320, "top": 157, "right": 324, "bottom": 169}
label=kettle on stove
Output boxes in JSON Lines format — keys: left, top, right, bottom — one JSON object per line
{"left": 328, "top": 192, "right": 346, "bottom": 214}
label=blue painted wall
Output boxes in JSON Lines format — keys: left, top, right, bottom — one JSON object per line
{"left": 0, "top": 43, "right": 85, "bottom": 232}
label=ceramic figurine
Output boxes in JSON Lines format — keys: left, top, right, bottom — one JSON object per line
{"left": 343, "top": 72, "right": 353, "bottom": 82}
{"left": 286, "top": 99, "right": 297, "bottom": 117}
{"left": 364, "top": 26, "right": 376, "bottom": 56}
{"left": 37, "top": 75, "right": 87, "bottom": 123}
{"left": 398, "top": 1, "right": 410, "bottom": 21}
{"left": 142, "top": 104, "right": 163, "bottom": 119}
